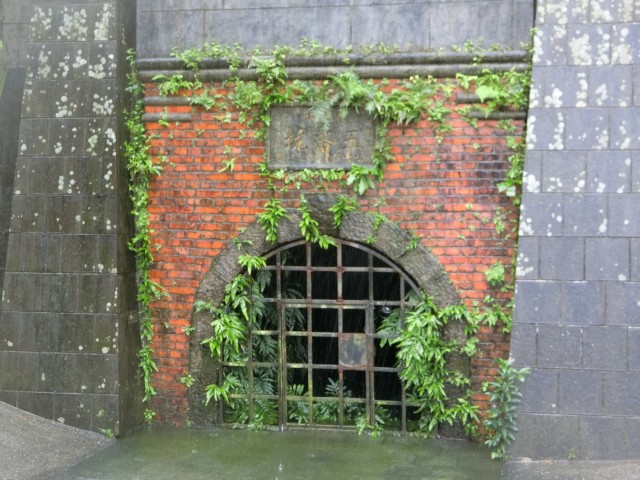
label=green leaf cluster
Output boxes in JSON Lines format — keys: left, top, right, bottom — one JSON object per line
{"left": 379, "top": 294, "right": 480, "bottom": 436}
{"left": 327, "top": 195, "right": 357, "bottom": 228}
{"left": 482, "top": 358, "right": 530, "bottom": 459}
{"left": 457, "top": 68, "right": 530, "bottom": 113}
{"left": 484, "top": 262, "right": 506, "bottom": 288}
{"left": 257, "top": 198, "right": 289, "bottom": 243}
{"left": 298, "top": 196, "right": 336, "bottom": 249}
{"left": 153, "top": 73, "right": 200, "bottom": 96}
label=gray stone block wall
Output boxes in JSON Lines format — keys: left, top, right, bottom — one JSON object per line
{"left": 0, "top": 0, "right": 33, "bottom": 68}
{"left": 1, "top": 0, "right": 32, "bottom": 324}
{"left": 0, "top": 0, "right": 142, "bottom": 434}
{"left": 0, "top": 68, "right": 25, "bottom": 310}
{"left": 511, "top": 0, "right": 640, "bottom": 460}
{"left": 136, "top": 0, "right": 534, "bottom": 57}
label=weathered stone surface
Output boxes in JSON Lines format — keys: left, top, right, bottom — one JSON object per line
{"left": 513, "top": 281, "right": 561, "bottom": 324}
{"left": 515, "top": 236, "right": 539, "bottom": 279}
{"left": 267, "top": 106, "right": 375, "bottom": 170}
{"left": 585, "top": 150, "right": 631, "bottom": 194}
{"left": 630, "top": 327, "right": 640, "bottom": 371}
{"left": 537, "top": 325, "right": 582, "bottom": 368}
{"left": 566, "top": 24, "right": 612, "bottom": 66}
{"left": 532, "top": 25, "right": 568, "bottom": 67}
{"left": 560, "top": 281, "right": 605, "bottom": 325}
{"left": 138, "top": 10, "right": 205, "bottom": 58}
{"left": 17, "top": 391, "right": 56, "bottom": 419}
{"left": 510, "top": 322, "right": 538, "bottom": 366}
{"left": 27, "top": 234, "right": 61, "bottom": 273}
{"left": 604, "top": 372, "right": 640, "bottom": 416}
{"left": 508, "top": 412, "right": 535, "bottom": 458}
{"left": 2, "top": 272, "right": 43, "bottom": 312}
{"left": 557, "top": 369, "right": 603, "bottom": 415}
{"left": 562, "top": 195, "right": 608, "bottom": 237}
{"left": 518, "top": 193, "right": 563, "bottom": 237}
{"left": 58, "top": 314, "right": 99, "bottom": 353}
{"left": 138, "top": 0, "right": 533, "bottom": 56}
{"left": 539, "top": 237, "right": 584, "bottom": 280}
{"left": 580, "top": 416, "right": 628, "bottom": 460}
{"left": 0, "top": 312, "right": 21, "bottom": 352}
{"left": 632, "top": 151, "right": 640, "bottom": 192}
{"left": 20, "top": 313, "right": 62, "bottom": 352}
{"left": 533, "top": 414, "right": 580, "bottom": 459}
{"left": 585, "top": 238, "right": 630, "bottom": 280}
{"left": 277, "top": 6, "right": 352, "bottom": 47}
{"left": 606, "top": 281, "right": 640, "bottom": 325}
{"left": 43, "top": 195, "right": 83, "bottom": 234}
{"left": 582, "top": 326, "right": 628, "bottom": 370}
{"left": 77, "top": 274, "right": 118, "bottom": 314}
{"left": 0, "top": 0, "right": 141, "bottom": 434}
{"left": 40, "top": 273, "right": 79, "bottom": 313}
{"left": 0, "top": 351, "right": 39, "bottom": 390}
{"left": 519, "top": 369, "right": 558, "bottom": 413}
{"left": 588, "top": 65, "right": 633, "bottom": 108}
{"left": 608, "top": 194, "right": 640, "bottom": 236}
{"left": 565, "top": 109, "right": 610, "bottom": 150}
{"left": 611, "top": 107, "right": 640, "bottom": 149}
{"left": 536, "top": 0, "right": 589, "bottom": 25}
{"left": 354, "top": 4, "right": 431, "bottom": 47}
{"left": 534, "top": 67, "right": 590, "bottom": 109}
{"left": 541, "top": 150, "right": 586, "bottom": 193}
{"left": 628, "top": 417, "right": 640, "bottom": 459}
{"left": 611, "top": 23, "right": 640, "bottom": 65}
{"left": 526, "top": 109, "right": 566, "bottom": 151}
{"left": 18, "top": 118, "right": 52, "bottom": 155}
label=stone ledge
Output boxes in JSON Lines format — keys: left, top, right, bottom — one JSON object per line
{"left": 137, "top": 51, "right": 529, "bottom": 82}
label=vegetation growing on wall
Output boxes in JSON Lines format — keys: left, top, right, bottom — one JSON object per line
{"left": 124, "top": 50, "right": 164, "bottom": 423}
{"left": 126, "top": 40, "right": 531, "bottom": 454}
{"left": 482, "top": 358, "right": 530, "bottom": 459}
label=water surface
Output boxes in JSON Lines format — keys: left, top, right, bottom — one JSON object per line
{"left": 53, "top": 428, "right": 502, "bottom": 480}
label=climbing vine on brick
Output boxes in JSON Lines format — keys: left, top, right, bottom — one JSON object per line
{"left": 153, "top": 41, "right": 529, "bottom": 328}
{"left": 125, "top": 49, "right": 164, "bottom": 423}
{"left": 129, "top": 40, "right": 531, "bottom": 450}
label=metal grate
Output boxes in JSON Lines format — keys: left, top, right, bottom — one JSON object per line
{"left": 220, "top": 239, "right": 421, "bottom": 432}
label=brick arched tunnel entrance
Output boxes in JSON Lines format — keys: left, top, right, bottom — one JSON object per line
{"left": 188, "top": 201, "right": 465, "bottom": 428}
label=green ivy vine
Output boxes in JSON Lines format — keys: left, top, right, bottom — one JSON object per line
{"left": 127, "top": 40, "right": 532, "bottom": 453}
{"left": 125, "top": 49, "right": 165, "bottom": 423}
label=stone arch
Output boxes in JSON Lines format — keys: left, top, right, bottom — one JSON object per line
{"left": 188, "top": 194, "right": 461, "bottom": 424}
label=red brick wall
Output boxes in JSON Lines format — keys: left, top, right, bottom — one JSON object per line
{"left": 143, "top": 79, "right": 521, "bottom": 426}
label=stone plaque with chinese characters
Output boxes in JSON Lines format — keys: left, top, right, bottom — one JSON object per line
{"left": 267, "top": 105, "right": 376, "bottom": 170}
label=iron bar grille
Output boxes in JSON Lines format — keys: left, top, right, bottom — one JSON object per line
{"left": 219, "top": 239, "right": 422, "bottom": 432}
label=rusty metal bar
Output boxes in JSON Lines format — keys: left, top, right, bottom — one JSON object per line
{"left": 221, "top": 239, "right": 421, "bottom": 432}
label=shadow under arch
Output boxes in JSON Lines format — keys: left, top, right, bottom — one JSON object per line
{"left": 188, "top": 195, "right": 461, "bottom": 425}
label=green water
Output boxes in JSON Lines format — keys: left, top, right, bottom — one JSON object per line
{"left": 52, "top": 428, "right": 502, "bottom": 480}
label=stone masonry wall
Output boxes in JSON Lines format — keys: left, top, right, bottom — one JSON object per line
{"left": 0, "top": 0, "right": 32, "bottom": 355}
{"left": 136, "top": 0, "right": 534, "bottom": 57}
{"left": 0, "top": 0, "right": 142, "bottom": 435}
{"left": 510, "top": 0, "right": 640, "bottom": 460}
{"left": 0, "top": 0, "right": 34, "bottom": 68}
